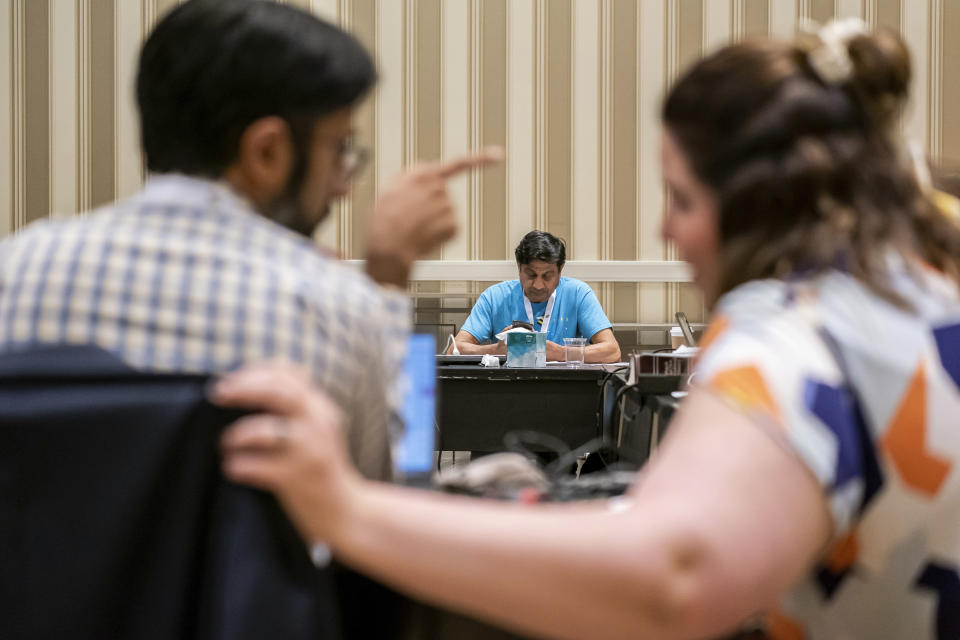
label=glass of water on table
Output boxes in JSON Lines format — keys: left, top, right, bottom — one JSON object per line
{"left": 563, "top": 337, "right": 587, "bottom": 368}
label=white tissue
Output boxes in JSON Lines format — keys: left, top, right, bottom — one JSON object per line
{"left": 480, "top": 354, "right": 501, "bottom": 367}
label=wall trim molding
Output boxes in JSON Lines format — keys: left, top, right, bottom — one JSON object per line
{"left": 343, "top": 259, "right": 692, "bottom": 282}
{"left": 11, "top": 0, "right": 25, "bottom": 230}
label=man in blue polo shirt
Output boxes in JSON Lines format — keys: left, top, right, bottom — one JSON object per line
{"left": 452, "top": 231, "right": 621, "bottom": 363}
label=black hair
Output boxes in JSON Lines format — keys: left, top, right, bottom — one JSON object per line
{"left": 515, "top": 231, "right": 566, "bottom": 268}
{"left": 137, "top": 0, "right": 376, "bottom": 177}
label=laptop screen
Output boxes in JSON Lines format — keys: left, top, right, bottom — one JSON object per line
{"left": 394, "top": 334, "right": 436, "bottom": 476}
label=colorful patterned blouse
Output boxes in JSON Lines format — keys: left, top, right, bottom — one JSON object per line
{"left": 695, "top": 255, "right": 960, "bottom": 639}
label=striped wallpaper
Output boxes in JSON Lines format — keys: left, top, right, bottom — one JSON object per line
{"left": 1, "top": 0, "right": 958, "bottom": 328}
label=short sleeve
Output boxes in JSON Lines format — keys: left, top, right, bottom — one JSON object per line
{"left": 461, "top": 288, "right": 497, "bottom": 343}
{"left": 694, "top": 311, "right": 873, "bottom": 538}
{"left": 576, "top": 284, "right": 612, "bottom": 340}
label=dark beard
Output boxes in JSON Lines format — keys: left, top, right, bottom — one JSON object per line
{"left": 259, "top": 128, "right": 326, "bottom": 238}
{"left": 263, "top": 191, "right": 328, "bottom": 238}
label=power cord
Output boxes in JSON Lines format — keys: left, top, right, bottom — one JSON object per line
{"left": 595, "top": 365, "right": 629, "bottom": 432}
{"left": 502, "top": 430, "right": 608, "bottom": 480}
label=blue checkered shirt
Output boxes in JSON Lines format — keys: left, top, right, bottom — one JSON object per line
{"left": 0, "top": 174, "right": 411, "bottom": 480}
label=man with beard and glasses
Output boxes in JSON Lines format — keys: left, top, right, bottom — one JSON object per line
{"left": 451, "top": 230, "right": 620, "bottom": 364}
{"left": 0, "top": 0, "right": 499, "bottom": 480}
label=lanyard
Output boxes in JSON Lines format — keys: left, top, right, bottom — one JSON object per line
{"left": 524, "top": 290, "right": 556, "bottom": 334}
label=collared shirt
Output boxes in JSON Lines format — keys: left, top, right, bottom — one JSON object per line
{"left": 695, "top": 256, "right": 960, "bottom": 638}
{"left": 460, "top": 277, "right": 612, "bottom": 344}
{"left": 0, "top": 174, "right": 411, "bottom": 480}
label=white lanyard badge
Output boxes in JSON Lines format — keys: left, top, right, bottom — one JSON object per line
{"left": 524, "top": 290, "right": 556, "bottom": 334}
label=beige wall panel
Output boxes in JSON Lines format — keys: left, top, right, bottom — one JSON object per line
{"left": 78, "top": 0, "right": 90, "bottom": 209}
{"left": 415, "top": 0, "right": 443, "bottom": 259}
{"left": 543, "top": 0, "right": 572, "bottom": 248}
{"left": 89, "top": 0, "right": 115, "bottom": 210}
{"left": 50, "top": 0, "right": 78, "bottom": 216}
{"left": 806, "top": 0, "right": 835, "bottom": 23}
{"left": 571, "top": 0, "right": 600, "bottom": 260}
{"left": 902, "top": 0, "right": 929, "bottom": 152}
{"left": 442, "top": 0, "right": 470, "bottom": 260}
{"left": 0, "top": 0, "right": 11, "bottom": 234}
{"left": 372, "top": 0, "right": 404, "bottom": 256}
{"left": 116, "top": 0, "right": 142, "bottom": 201}
{"left": 941, "top": 0, "right": 960, "bottom": 163}
{"left": 677, "top": 0, "right": 703, "bottom": 73}
{"left": 24, "top": 0, "right": 49, "bottom": 225}
{"left": 612, "top": 282, "right": 637, "bottom": 323}
{"left": 638, "top": 281, "right": 667, "bottom": 323}
{"left": 609, "top": 0, "right": 637, "bottom": 263}
{"left": 929, "top": 0, "right": 941, "bottom": 159}
{"left": 284, "top": 0, "right": 312, "bottom": 10}
{"left": 507, "top": 0, "right": 535, "bottom": 255}
{"left": 376, "top": 0, "right": 403, "bottom": 182}
{"left": 155, "top": 0, "right": 180, "bottom": 19}
{"left": 742, "top": 0, "right": 769, "bottom": 38}
{"left": 769, "top": 0, "right": 797, "bottom": 38}
{"left": 533, "top": 0, "right": 544, "bottom": 231}
{"left": 836, "top": 0, "right": 863, "bottom": 19}
{"left": 348, "top": 0, "right": 377, "bottom": 258}
{"left": 639, "top": 0, "right": 665, "bottom": 266}
{"left": 662, "top": 0, "right": 691, "bottom": 328}
{"left": 308, "top": 0, "right": 340, "bottom": 22}
{"left": 12, "top": 0, "right": 23, "bottom": 230}
{"left": 312, "top": 203, "right": 341, "bottom": 254}
{"left": 678, "top": 282, "right": 705, "bottom": 323}
{"left": 703, "top": 0, "right": 730, "bottom": 52}
{"left": 658, "top": 0, "right": 700, "bottom": 326}
{"left": 640, "top": 1, "right": 667, "bottom": 323}
{"left": 609, "top": 0, "right": 638, "bottom": 321}
{"left": 312, "top": 1, "right": 342, "bottom": 253}
{"left": 875, "top": 0, "right": 901, "bottom": 30}
{"left": 480, "top": 0, "right": 508, "bottom": 261}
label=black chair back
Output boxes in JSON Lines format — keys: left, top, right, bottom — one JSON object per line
{"left": 0, "top": 345, "right": 341, "bottom": 640}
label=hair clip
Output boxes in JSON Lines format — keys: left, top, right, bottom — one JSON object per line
{"left": 799, "top": 17, "right": 869, "bottom": 85}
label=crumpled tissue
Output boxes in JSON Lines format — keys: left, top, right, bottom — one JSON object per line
{"left": 480, "top": 354, "right": 500, "bottom": 367}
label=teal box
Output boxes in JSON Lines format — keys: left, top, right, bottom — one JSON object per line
{"left": 506, "top": 332, "right": 546, "bottom": 368}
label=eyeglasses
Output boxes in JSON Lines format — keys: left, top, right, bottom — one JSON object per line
{"left": 312, "top": 131, "right": 370, "bottom": 181}
{"left": 336, "top": 139, "right": 369, "bottom": 181}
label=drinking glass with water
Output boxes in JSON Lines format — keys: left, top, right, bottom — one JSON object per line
{"left": 563, "top": 337, "right": 587, "bottom": 368}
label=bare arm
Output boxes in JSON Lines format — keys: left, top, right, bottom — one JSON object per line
{"left": 214, "top": 366, "right": 830, "bottom": 640}
{"left": 585, "top": 327, "right": 621, "bottom": 363}
{"left": 447, "top": 329, "right": 506, "bottom": 356}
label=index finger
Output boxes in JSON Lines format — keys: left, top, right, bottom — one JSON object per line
{"left": 433, "top": 146, "right": 504, "bottom": 179}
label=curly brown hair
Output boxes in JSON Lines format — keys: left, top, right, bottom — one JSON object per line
{"left": 663, "top": 29, "right": 960, "bottom": 307}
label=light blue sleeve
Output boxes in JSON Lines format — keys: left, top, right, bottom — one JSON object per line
{"left": 461, "top": 288, "right": 497, "bottom": 343}
{"left": 576, "top": 284, "right": 612, "bottom": 340}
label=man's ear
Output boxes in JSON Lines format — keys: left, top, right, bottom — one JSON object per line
{"left": 223, "top": 116, "right": 295, "bottom": 207}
